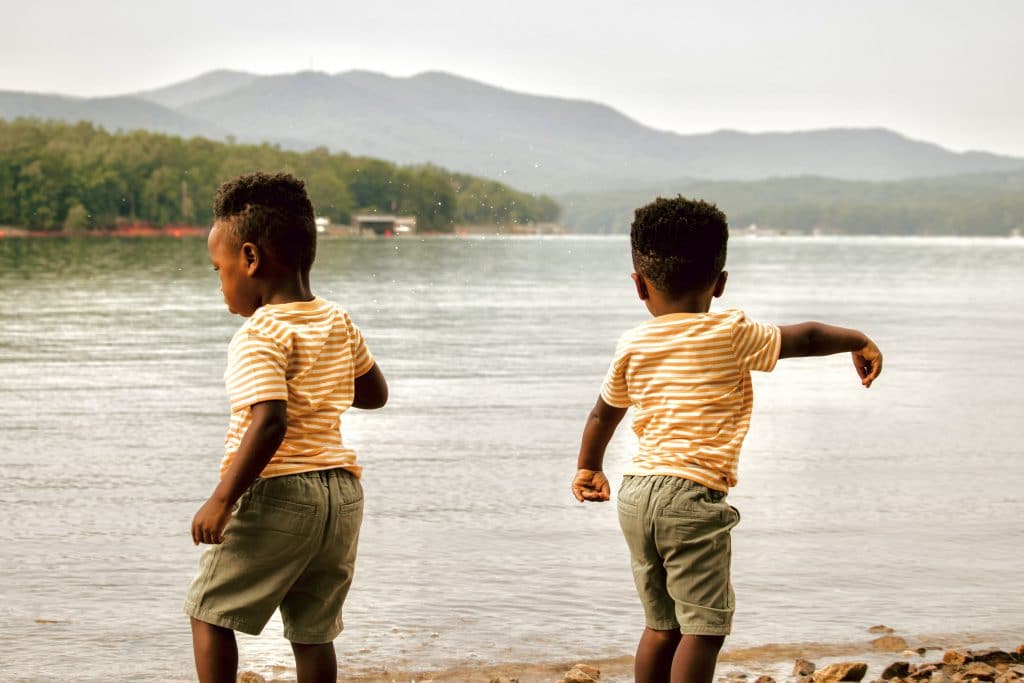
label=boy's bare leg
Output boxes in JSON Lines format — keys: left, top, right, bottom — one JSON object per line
{"left": 291, "top": 641, "right": 338, "bottom": 683}
{"left": 190, "top": 618, "right": 238, "bottom": 683}
{"left": 635, "top": 627, "right": 682, "bottom": 682}
{"left": 671, "top": 634, "right": 725, "bottom": 683}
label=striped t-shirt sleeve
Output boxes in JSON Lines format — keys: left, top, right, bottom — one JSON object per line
{"left": 347, "top": 316, "right": 376, "bottom": 378}
{"left": 731, "top": 314, "right": 782, "bottom": 373}
{"left": 600, "top": 340, "right": 632, "bottom": 408}
{"left": 226, "top": 330, "right": 289, "bottom": 412}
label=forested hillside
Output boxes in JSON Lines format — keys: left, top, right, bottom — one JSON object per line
{"left": 0, "top": 119, "right": 560, "bottom": 232}
{"left": 559, "top": 174, "right": 1024, "bottom": 236}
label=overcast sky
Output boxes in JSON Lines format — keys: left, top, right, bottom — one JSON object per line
{"left": 2, "top": 0, "right": 1021, "bottom": 155}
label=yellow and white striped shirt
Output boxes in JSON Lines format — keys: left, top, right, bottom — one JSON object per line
{"left": 221, "top": 297, "right": 375, "bottom": 479}
{"left": 601, "top": 309, "right": 781, "bottom": 492}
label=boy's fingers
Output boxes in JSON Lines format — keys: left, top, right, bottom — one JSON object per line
{"left": 860, "top": 355, "right": 882, "bottom": 387}
{"left": 852, "top": 353, "right": 868, "bottom": 379}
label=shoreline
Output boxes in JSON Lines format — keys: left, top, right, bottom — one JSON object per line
{"left": 3, "top": 227, "right": 1024, "bottom": 241}
{"left": 225, "top": 632, "right": 1023, "bottom": 683}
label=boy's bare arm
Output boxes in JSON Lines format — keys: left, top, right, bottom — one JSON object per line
{"left": 353, "top": 362, "right": 388, "bottom": 409}
{"left": 573, "top": 397, "right": 628, "bottom": 503}
{"left": 779, "top": 322, "right": 883, "bottom": 387}
{"left": 191, "top": 400, "right": 288, "bottom": 545}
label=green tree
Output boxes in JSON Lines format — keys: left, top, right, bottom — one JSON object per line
{"left": 396, "top": 167, "right": 456, "bottom": 231}
{"left": 304, "top": 169, "right": 354, "bottom": 224}
{"left": 63, "top": 202, "right": 91, "bottom": 233}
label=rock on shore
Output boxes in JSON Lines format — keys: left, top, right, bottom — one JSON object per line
{"left": 779, "top": 645, "right": 1024, "bottom": 683}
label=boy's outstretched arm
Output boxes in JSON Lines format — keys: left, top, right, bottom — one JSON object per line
{"left": 573, "top": 396, "right": 628, "bottom": 503}
{"left": 191, "top": 399, "right": 288, "bottom": 545}
{"left": 779, "top": 322, "right": 883, "bottom": 387}
{"left": 353, "top": 362, "right": 388, "bottom": 409}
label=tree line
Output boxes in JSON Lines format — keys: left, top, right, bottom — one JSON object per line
{"left": 0, "top": 119, "right": 561, "bottom": 232}
{"left": 559, "top": 174, "right": 1024, "bottom": 236}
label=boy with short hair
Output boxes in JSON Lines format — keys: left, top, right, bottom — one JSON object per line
{"left": 185, "top": 172, "right": 388, "bottom": 683}
{"left": 572, "top": 196, "right": 882, "bottom": 683}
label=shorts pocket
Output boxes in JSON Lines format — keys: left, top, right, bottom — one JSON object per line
{"left": 617, "top": 499, "right": 639, "bottom": 517}
{"left": 661, "top": 481, "right": 734, "bottom": 522}
{"left": 246, "top": 494, "right": 317, "bottom": 537}
{"left": 616, "top": 476, "right": 643, "bottom": 507}
{"left": 253, "top": 494, "right": 316, "bottom": 516}
{"left": 336, "top": 497, "right": 363, "bottom": 517}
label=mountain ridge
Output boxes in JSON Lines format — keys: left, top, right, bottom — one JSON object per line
{"left": 3, "top": 69, "right": 1023, "bottom": 193}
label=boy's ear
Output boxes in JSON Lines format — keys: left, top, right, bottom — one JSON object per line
{"left": 712, "top": 271, "right": 728, "bottom": 298}
{"left": 241, "top": 242, "right": 260, "bottom": 276}
{"left": 631, "top": 272, "right": 650, "bottom": 301}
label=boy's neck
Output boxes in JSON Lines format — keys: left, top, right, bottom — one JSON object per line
{"left": 648, "top": 292, "right": 713, "bottom": 317}
{"left": 637, "top": 271, "right": 726, "bottom": 318}
{"left": 260, "top": 273, "right": 314, "bottom": 306}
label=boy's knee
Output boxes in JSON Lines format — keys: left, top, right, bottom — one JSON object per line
{"left": 645, "top": 626, "right": 682, "bottom": 642}
{"left": 685, "top": 633, "right": 726, "bottom": 650}
{"left": 190, "top": 617, "right": 232, "bottom": 636}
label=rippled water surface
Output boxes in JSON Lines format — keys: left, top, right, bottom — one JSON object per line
{"left": 2, "top": 235, "right": 1022, "bottom": 681}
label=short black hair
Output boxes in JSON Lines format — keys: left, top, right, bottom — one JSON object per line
{"left": 213, "top": 172, "right": 317, "bottom": 273}
{"left": 631, "top": 196, "right": 728, "bottom": 296}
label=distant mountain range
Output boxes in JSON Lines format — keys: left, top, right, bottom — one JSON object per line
{"left": 3, "top": 69, "right": 1024, "bottom": 193}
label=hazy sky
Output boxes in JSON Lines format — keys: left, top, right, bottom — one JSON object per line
{"left": 2, "top": 0, "right": 1022, "bottom": 155}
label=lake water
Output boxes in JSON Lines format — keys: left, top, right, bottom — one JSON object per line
{"left": 1, "top": 235, "right": 1022, "bottom": 682}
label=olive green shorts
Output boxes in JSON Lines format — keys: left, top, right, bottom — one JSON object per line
{"left": 184, "top": 468, "right": 363, "bottom": 643}
{"left": 617, "top": 475, "right": 741, "bottom": 635}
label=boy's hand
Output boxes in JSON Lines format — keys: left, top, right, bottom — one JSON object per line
{"left": 191, "top": 497, "right": 233, "bottom": 545}
{"left": 572, "top": 468, "right": 611, "bottom": 503}
{"left": 852, "top": 339, "right": 883, "bottom": 388}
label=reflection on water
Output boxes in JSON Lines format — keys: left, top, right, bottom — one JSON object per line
{"left": 2, "top": 235, "right": 1023, "bottom": 681}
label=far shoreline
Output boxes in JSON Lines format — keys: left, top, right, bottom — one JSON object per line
{"left": 2, "top": 226, "right": 1023, "bottom": 241}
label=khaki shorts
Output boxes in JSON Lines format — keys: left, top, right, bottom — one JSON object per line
{"left": 184, "top": 468, "right": 363, "bottom": 643}
{"left": 617, "top": 475, "right": 740, "bottom": 635}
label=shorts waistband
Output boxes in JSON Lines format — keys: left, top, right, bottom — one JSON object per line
{"left": 622, "top": 474, "right": 726, "bottom": 500}
{"left": 258, "top": 467, "right": 355, "bottom": 483}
